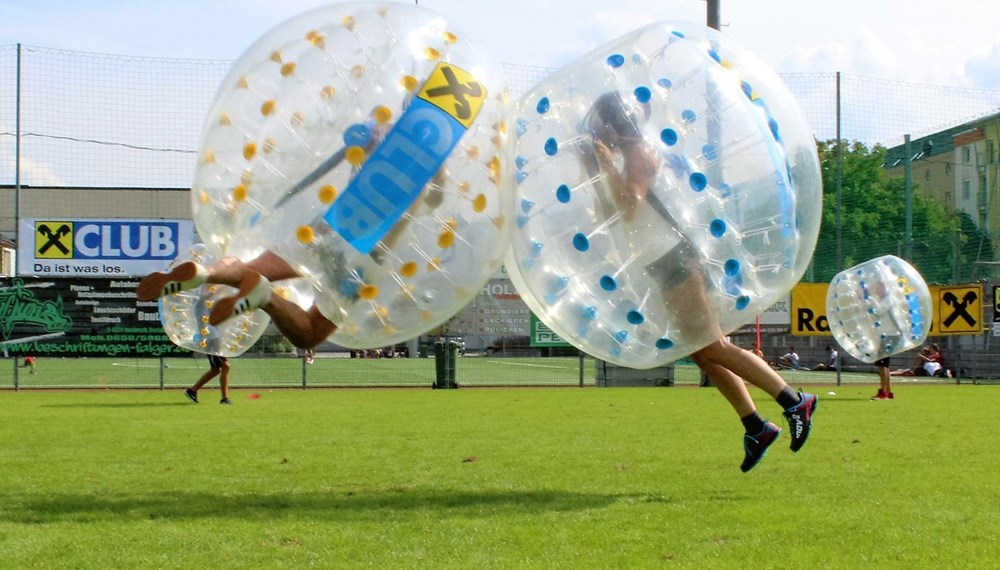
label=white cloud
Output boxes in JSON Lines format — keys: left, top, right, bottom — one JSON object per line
{"left": 9, "top": 157, "right": 68, "bottom": 188}
{"left": 965, "top": 43, "right": 1000, "bottom": 90}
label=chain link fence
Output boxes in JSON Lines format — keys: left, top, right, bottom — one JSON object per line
{"left": 3, "top": 45, "right": 1000, "bottom": 388}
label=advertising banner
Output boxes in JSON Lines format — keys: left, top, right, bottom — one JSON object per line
{"left": 0, "top": 276, "right": 187, "bottom": 356}
{"left": 529, "top": 314, "right": 571, "bottom": 347}
{"left": 17, "top": 218, "right": 195, "bottom": 277}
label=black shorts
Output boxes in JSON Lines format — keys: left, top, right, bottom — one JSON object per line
{"left": 208, "top": 354, "right": 228, "bottom": 369}
{"left": 874, "top": 357, "right": 890, "bottom": 367}
{"left": 645, "top": 239, "right": 702, "bottom": 290}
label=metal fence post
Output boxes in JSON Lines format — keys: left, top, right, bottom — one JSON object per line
{"left": 302, "top": 354, "right": 307, "bottom": 389}
{"left": 159, "top": 355, "right": 165, "bottom": 390}
{"left": 578, "top": 352, "right": 584, "bottom": 387}
{"left": 13, "top": 357, "right": 18, "bottom": 391}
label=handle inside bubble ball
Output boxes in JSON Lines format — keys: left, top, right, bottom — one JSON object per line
{"left": 273, "top": 146, "right": 349, "bottom": 209}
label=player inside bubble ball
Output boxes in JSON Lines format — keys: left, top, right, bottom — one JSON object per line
{"left": 137, "top": 107, "right": 446, "bottom": 350}
{"left": 586, "top": 91, "right": 818, "bottom": 472}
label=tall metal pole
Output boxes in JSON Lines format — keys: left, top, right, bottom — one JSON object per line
{"left": 904, "top": 134, "right": 913, "bottom": 260}
{"left": 700, "top": 0, "right": 722, "bottom": 388}
{"left": 835, "top": 72, "right": 842, "bottom": 274}
{"left": 706, "top": 0, "right": 721, "bottom": 30}
{"left": 14, "top": 43, "right": 22, "bottom": 277}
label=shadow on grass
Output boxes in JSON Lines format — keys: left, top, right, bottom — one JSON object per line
{"left": 813, "top": 397, "right": 882, "bottom": 403}
{"left": 0, "top": 489, "right": 682, "bottom": 523}
{"left": 39, "top": 402, "right": 191, "bottom": 408}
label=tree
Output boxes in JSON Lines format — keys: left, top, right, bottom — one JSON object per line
{"left": 809, "top": 140, "right": 983, "bottom": 284}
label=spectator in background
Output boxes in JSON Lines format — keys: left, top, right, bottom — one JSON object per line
{"left": 812, "top": 346, "right": 839, "bottom": 371}
{"left": 926, "top": 343, "right": 951, "bottom": 378}
{"left": 890, "top": 345, "right": 948, "bottom": 379}
{"left": 779, "top": 347, "right": 809, "bottom": 371}
{"left": 185, "top": 355, "right": 232, "bottom": 405}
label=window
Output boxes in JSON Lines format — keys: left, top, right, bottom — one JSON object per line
{"left": 946, "top": 163, "right": 952, "bottom": 175}
{"left": 925, "top": 169, "right": 931, "bottom": 181}
{"left": 945, "top": 191, "right": 952, "bottom": 205}
{"left": 963, "top": 178, "right": 971, "bottom": 200}
{"left": 964, "top": 147, "right": 971, "bottom": 162}
{"left": 989, "top": 139, "right": 996, "bottom": 164}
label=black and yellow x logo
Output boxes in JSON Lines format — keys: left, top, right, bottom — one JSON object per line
{"left": 418, "top": 63, "right": 487, "bottom": 128}
{"left": 35, "top": 222, "right": 73, "bottom": 259}
{"left": 937, "top": 285, "right": 982, "bottom": 334}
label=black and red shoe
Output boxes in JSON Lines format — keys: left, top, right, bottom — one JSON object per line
{"left": 741, "top": 422, "right": 781, "bottom": 473}
{"left": 783, "top": 392, "right": 818, "bottom": 452}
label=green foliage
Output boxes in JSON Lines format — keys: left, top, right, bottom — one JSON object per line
{"left": 0, "top": 386, "right": 997, "bottom": 569}
{"left": 252, "top": 332, "right": 295, "bottom": 354}
{"left": 811, "top": 140, "right": 989, "bottom": 284}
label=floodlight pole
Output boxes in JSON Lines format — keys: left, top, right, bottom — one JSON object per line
{"left": 836, "top": 72, "right": 843, "bottom": 274}
{"left": 706, "top": 0, "right": 721, "bottom": 29}
{"left": 700, "top": 0, "right": 722, "bottom": 388}
{"left": 14, "top": 43, "right": 22, "bottom": 277}
{"left": 904, "top": 134, "right": 913, "bottom": 261}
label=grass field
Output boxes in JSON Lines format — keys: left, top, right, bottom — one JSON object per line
{"left": 2, "top": 355, "right": 595, "bottom": 389}
{"left": 2, "top": 354, "right": 942, "bottom": 390}
{"left": 1, "top": 383, "right": 997, "bottom": 569}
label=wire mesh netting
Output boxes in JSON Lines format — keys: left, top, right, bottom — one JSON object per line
{"left": 3, "top": 44, "right": 1000, "bottom": 388}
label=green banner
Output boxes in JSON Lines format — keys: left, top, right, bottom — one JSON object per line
{"left": 0, "top": 277, "right": 188, "bottom": 357}
{"left": 529, "top": 313, "right": 571, "bottom": 347}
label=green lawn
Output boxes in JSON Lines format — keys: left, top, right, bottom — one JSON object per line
{"left": 0, "top": 384, "right": 996, "bottom": 568}
{"left": 2, "top": 355, "right": 594, "bottom": 389}
{"left": 2, "top": 354, "right": 941, "bottom": 390}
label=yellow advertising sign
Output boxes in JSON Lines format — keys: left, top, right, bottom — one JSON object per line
{"left": 790, "top": 282, "right": 984, "bottom": 337}
{"left": 417, "top": 63, "right": 487, "bottom": 128}
{"left": 934, "top": 284, "right": 983, "bottom": 335}
{"left": 790, "top": 283, "right": 831, "bottom": 335}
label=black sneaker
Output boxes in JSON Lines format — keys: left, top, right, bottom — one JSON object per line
{"left": 220, "top": 398, "right": 232, "bottom": 405}
{"left": 184, "top": 388, "right": 199, "bottom": 403}
{"left": 741, "top": 422, "right": 780, "bottom": 473}
{"left": 783, "top": 392, "right": 818, "bottom": 452}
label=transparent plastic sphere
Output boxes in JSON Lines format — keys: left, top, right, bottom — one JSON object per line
{"left": 187, "top": 2, "right": 513, "bottom": 349}
{"left": 506, "top": 21, "right": 822, "bottom": 368}
{"left": 158, "top": 244, "right": 271, "bottom": 357}
{"left": 826, "top": 255, "right": 932, "bottom": 363}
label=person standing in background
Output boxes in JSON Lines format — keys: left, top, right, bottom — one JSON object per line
{"left": 872, "top": 357, "right": 893, "bottom": 400}
{"left": 186, "top": 354, "right": 232, "bottom": 405}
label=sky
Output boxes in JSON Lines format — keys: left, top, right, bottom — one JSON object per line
{"left": 3, "top": 0, "right": 1000, "bottom": 190}
{"left": 2, "top": 0, "right": 1000, "bottom": 89}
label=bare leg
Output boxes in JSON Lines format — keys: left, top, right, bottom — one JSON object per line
{"left": 219, "top": 361, "right": 230, "bottom": 400}
{"left": 191, "top": 368, "right": 220, "bottom": 392}
{"left": 666, "top": 274, "right": 789, "bottom": 418}
{"left": 138, "top": 250, "right": 301, "bottom": 302}
{"left": 693, "top": 339, "right": 789, "bottom": 398}
{"left": 207, "top": 251, "right": 299, "bottom": 286}
{"left": 696, "top": 358, "right": 756, "bottom": 417}
{"left": 207, "top": 252, "right": 337, "bottom": 347}
{"left": 878, "top": 365, "right": 892, "bottom": 394}
{"left": 263, "top": 295, "right": 337, "bottom": 349}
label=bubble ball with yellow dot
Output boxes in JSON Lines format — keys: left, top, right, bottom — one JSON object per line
{"left": 157, "top": 244, "right": 272, "bottom": 357}
{"left": 186, "top": 2, "right": 514, "bottom": 350}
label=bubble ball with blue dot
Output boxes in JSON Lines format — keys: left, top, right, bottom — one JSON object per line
{"left": 505, "top": 21, "right": 823, "bottom": 368}
{"left": 826, "top": 255, "right": 932, "bottom": 363}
